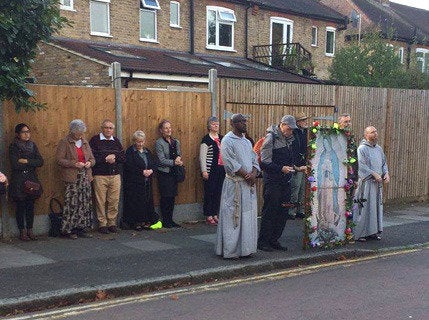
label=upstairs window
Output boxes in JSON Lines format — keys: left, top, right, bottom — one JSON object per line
{"left": 60, "top": 0, "right": 74, "bottom": 10}
{"left": 311, "top": 26, "right": 318, "bottom": 46}
{"left": 141, "top": 0, "right": 160, "bottom": 10}
{"left": 207, "top": 6, "right": 236, "bottom": 51}
{"left": 416, "top": 48, "right": 429, "bottom": 74}
{"left": 398, "top": 47, "right": 404, "bottom": 64}
{"left": 170, "top": 1, "right": 180, "bottom": 28}
{"left": 325, "top": 27, "right": 336, "bottom": 56}
{"left": 140, "top": 0, "right": 160, "bottom": 42}
{"left": 90, "top": 0, "right": 110, "bottom": 37}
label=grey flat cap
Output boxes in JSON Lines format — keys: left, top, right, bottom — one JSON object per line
{"left": 281, "top": 115, "right": 298, "bottom": 129}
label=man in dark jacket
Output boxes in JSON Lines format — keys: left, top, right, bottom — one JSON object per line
{"left": 89, "top": 120, "right": 125, "bottom": 234}
{"left": 258, "top": 115, "right": 307, "bottom": 252}
{"left": 290, "top": 112, "right": 308, "bottom": 219}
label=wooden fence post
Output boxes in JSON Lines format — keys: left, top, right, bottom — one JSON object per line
{"left": 112, "top": 62, "right": 122, "bottom": 142}
{"left": 209, "top": 69, "right": 217, "bottom": 117}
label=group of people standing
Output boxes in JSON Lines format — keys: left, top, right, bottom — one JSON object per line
{"left": 2, "top": 118, "right": 185, "bottom": 240}
{"left": 1, "top": 113, "right": 389, "bottom": 254}
{"left": 214, "top": 113, "right": 390, "bottom": 259}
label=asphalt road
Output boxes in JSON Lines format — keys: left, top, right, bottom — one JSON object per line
{"left": 8, "top": 248, "right": 428, "bottom": 320}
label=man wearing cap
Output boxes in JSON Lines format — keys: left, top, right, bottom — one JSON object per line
{"left": 290, "top": 112, "right": 309, "bottom": 219}
{"left": 215, "top": 113, "right": 260, "bottom": 259}
{"left": 258, "top": 115, "right": 307, "bottom": 252}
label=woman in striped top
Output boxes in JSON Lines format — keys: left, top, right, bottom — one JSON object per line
{"left": 199, "top": 116, "right": 225, "bottom": 226}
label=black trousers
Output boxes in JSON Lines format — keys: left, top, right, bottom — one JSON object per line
{"left": 203, "top": 165, "right": 225, "bottom": 216}
{"left": 160, "top": 196, "right": 176, "bottom": 225}
{"left": 258, "top": 180, "right": 291, "bottom": 246}
{"left": 15, "top": 199, "right": 35, "bottom": 230}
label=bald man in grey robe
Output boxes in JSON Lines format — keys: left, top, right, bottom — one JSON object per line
{"left": 215, "top": 114, "right": 260, "bottom": 259}
{"left": 353, "top": 126, "right": 390, "bottom": 241}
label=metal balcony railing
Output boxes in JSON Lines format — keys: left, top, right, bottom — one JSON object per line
{"left": 252, "top": 42, "right": 313, "bottom": 75}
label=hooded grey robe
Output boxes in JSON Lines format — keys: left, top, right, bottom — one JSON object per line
{"left": 215, "top": 131, "right": 260, "bottom": 258}
{"left": 353, "top": 139, "right": 389, "bottom": 239}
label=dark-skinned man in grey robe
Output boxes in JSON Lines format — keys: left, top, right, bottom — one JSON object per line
{"left": 215, "top": 114, "right": 260, "bottom": 259}
{"left": 353, "top": 126, "right": 390, "bottom": 242}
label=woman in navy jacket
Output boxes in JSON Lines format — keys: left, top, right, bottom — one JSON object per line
{"left": 123, "top": 130, "right": 160, "bottom": 230}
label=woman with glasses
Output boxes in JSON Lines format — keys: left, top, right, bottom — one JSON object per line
{"left": 9, "top": 123, "right": 44, "bottom": 241}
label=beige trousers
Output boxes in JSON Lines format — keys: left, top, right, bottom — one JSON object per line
{"left": 93, "top": 175, "right": 121, "bottom": 227}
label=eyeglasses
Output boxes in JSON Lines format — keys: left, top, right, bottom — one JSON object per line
{"left": 103, "top": 126, "right": 114, "bottom": 129}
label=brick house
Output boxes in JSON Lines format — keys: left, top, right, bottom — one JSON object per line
{"left": 320, "top": 0, "right": 429, "bottom": 74}
{"left": 31, "top": 0, "right": 348, "bottom": 87}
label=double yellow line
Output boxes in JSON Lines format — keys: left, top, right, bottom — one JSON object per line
{"left": 7, "top": 248, "right": 422, "bottom": 320}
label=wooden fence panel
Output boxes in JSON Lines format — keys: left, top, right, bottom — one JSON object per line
{"left": 121, "top": 89, "right": 212, "bottom": 205}
{"left": 2, "top": 85, "right": 116, "bottom": 217}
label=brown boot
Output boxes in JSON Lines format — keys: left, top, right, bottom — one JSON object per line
{"left": 19, "top": 229, "right": 30, "bottom": 241}
{"left": 27, "top": 229, "right": 38, "bottom": 241}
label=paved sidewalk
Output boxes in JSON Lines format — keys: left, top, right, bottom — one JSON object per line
{"left": 0, "top": 203, "right": 428, "bottom": 316}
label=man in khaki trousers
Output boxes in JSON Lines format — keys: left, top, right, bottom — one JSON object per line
{"left": 89, "top": 120, "right": 125, "bottom": 234}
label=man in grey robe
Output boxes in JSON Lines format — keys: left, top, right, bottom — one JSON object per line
{"left": 353, "top": 126, "right": 390, "bottom": 241}
{"left": 215, "top": 114, "right": 260, "bottom": 259}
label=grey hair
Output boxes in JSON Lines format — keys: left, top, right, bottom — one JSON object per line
{"left": 101, "top": 119, "right": 114, "bottom": 128}
{"left": 69, "top": 119, "right": 87, "bottom": 133}
{"left": 207, "top": 116, "right": 219, "bottom": 130}
{"left": 132, "top": 130, "right": 146, "bottom": 141}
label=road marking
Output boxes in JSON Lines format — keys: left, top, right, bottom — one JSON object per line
{"left": 6, "top": 248, "right": 423, "bottom": 320}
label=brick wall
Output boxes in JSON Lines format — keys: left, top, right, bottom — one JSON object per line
{"left": 247, "top": 7, "right": 345, "bottom": 79}
{"left": 30, "top": 42, "right": 111, "bottom": 86}
{"left": 58, "top": 0, "right": 191, "bottom": 52}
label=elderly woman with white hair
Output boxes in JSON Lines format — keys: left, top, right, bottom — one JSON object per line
{"left": 56, "top": 119, "right": 95, "bottom": 239}
{"left": 123, "top": 130, "right": 161, "bottom": 230}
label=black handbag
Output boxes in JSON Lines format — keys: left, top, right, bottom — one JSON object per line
{"left": 23, "top": 180, "right": 43, "bottom": 198}
{"left": 49, "top": 198, "right": 63, "bottom": 237}
{"left": 174, "top": 165, "right": 186, "bottom": 183}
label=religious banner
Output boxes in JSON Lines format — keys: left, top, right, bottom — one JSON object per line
{"left": 303, "top": 122, "right": 356, "bottom": 249}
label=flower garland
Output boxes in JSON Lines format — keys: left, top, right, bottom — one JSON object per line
{"left": 302, "top": 121, "right": 357, "bottom": 249}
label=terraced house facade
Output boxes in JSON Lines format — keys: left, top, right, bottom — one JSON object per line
{"left": 31, "top": 0, "right": 348, "bottom": 87}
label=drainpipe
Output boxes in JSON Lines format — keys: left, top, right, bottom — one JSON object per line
{"left": 245, "top": 4, "right": 249, "bottom": 58}
{"left": 190, "top": 0, "right": 195, "bottom": 54}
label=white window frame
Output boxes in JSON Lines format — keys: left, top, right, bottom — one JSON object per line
{"left": 416, "top": 48, "right": 429, "bottom": 74}
{"left": 141, "top": 0, "right": 160, "bottom": 10}
{"left": 170, "top": 1, "right": 181, "bottom": 28}
{"left": 325, "top": 27, "right": 336, "bottom": 57}
{"left": 311, "top": 26, "right": 318, "bottom": 47}
{"left": 90, "top": 0, "right": 111, "bottom": 37}
{"left": 206, "top": 6, "right": 236, "bottom": 52}
{"left": 60, "top": 0, "right": 74, "bottom": 11}
{"left": 140, "top": 8, "right": 158, "bottom": 43}
{"left": 397, "top": 47, "right": 404, "bottom": 64}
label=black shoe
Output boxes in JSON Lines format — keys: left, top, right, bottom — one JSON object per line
{"left": 163, "top": 223, "right": 173, "bottom": 229}
{"left": 98, "top": 226, "right": 109, "bottom": 234}
{"left": 171, "top": 221, "right": 181, "bottom": 228}
{"left": 270, "top": 242, "right": 288, "bottom": 251}
{"left": 108, "top": 226, "right": 118, "bottom": 233}
{"left": 257, "top": 244, "right": 274, "bottom": 252}
{"left": 295, "top": 212, "right": 305, "bottom": 219}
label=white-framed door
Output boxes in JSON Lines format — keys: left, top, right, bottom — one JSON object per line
{"left": 270, "top": 17, "right": 293, "bottom": 66}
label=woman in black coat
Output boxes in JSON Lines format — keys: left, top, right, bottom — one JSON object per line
{"left": 9, "top": 123, "right": 44, "bottom": 241}
{"left": 123, "top": 130, "right": 161, "bottom": 230}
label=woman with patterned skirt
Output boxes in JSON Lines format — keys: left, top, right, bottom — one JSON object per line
{"left": 56, "top": 119, "right": 95, "bottom": 239}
